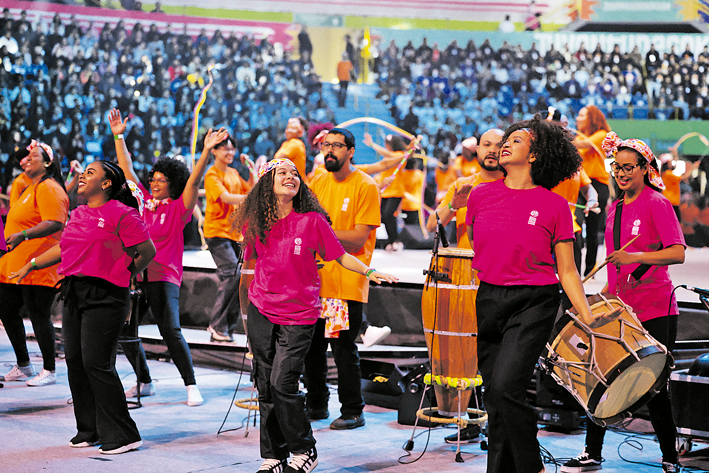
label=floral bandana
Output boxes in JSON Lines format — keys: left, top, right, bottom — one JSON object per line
{"left": 26, "top": 139, "right": 54, "bottom": 162}
{"left": 602, "top": 132, "right": 665, "bottom": 190}
{"left": 144, "top": 197, "right": 172, "bottom": 212}
{"left": 257, "top": 158, "right": 297, "bottom": 179}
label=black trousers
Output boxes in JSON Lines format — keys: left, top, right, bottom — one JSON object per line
{"left": 477, "top": 281, "right": 560, "bottom": 473}
{"left": 248, "top": 303, "right": 316, "bottom": 460}
{"left": 304, "top": 300, "right": 365, "bottom": 417}
{"left": 584, "top": 315, "right": 679, "bottom": 464}
{"left": 381, "top": 197, "right": 402, "bottom": 246}
{"left": 580, "top": 179, "right": 609, "bottom": 276}
{"left": 0, "top": 283, "right": 57, "bottom": 371}
{"left": 62, "top": 277, "right": 141, "bottom": 446}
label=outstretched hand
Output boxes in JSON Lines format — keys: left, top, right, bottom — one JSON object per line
{"left": 109, "top": 108, "right": 128, "bottom": 136}
{"left": 9, "top": 263, "right": 33, "bottom": 284}
{"left": 363, "top": 132, "right": 373, "bottom": 147}
{"left": 367, "top": 271, "right": 399, "bottom": 285}
{"left": 450, "top": 183, "right": 474, "bottom": 210}
{"left": 203, "top": 128, "right": 229, "bottom": 151}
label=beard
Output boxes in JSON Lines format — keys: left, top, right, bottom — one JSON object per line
{"left": 324, "top": 153, "right": 345, "bottom": 172}
{"left": 479, "top": 154, "right": 500, "bottom": 172}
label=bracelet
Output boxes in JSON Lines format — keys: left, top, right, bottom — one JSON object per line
{"left": 114, "top": 134, "right": 124, "bottom": 141}
{"left": 30, "top": 257, "right": 37, "bottom": 269}
{"left": 365, "top": 268, "right": 376, "bottom": 278}
{"left": 22, "top": 230, "right": 29, "bottom": 240}
{"left": 448, "top": 202, "right": 457, "bottom": 211}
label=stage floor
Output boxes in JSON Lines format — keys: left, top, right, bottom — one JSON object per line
{"left": 184, "top": 245, "right": 709, "bottom": 304}
{"left": 2, "top": 330, "right": 708, "bottom": 472}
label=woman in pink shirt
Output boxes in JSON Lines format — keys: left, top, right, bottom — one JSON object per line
{"left": 110, "top": 109, "right": 227, "bottom": 407}
{"left": 465, "top": 117, "right": 620, "bottom": 473}
{"left": 13, "top": 160, "right": 156, "bottom": 455}
{"left": 232, "top": 158, "right": 397, "bottom": 473}
{"left": 563, "top": 134, "right": 685, "bottom": 473}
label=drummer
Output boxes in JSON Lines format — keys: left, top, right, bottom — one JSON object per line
{"left": 562, "top": 133, "right": 686, "bottom": 473}
{"left": 465, "top": 116, "right": 621, "bottom": 473}
{"left": 425, "top": 129, "right": 504, "bottom": 250}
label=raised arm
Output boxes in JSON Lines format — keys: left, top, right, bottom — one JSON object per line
{"left": 363, "top": 132, "right": 398, "bottom": 159}
{"left": 109, "top": 108, "right": 141, "bottom": 185}
{"left": 183, "top": 128, "right": 229, "bottom": 210}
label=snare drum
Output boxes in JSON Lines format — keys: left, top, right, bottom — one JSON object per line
{"left": 544, "top": 293, "right": 672, "bottom": 425}
{"left": 421, "top": 248, "right": 478, "bottom": 416}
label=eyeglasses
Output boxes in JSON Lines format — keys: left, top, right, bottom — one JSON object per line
{"left": 149, "top": 177, "right": 169, "bottom": 185}
{"left": 321, "top": 142, "right": 347, "bottom": 151}
{"left": 610, "top": 162, "right": 644, "bottom": 175}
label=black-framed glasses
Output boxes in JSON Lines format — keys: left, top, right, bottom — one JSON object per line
{"left": 321, "top": 142, "right": 347, "bottom": 151}
{"left": 149, "top": 177, "right": 170, "bottom": 184}
{"left": 610, "top": 162, "right": 644, "bottom": 175}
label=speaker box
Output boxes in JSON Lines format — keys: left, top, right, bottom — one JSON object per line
{"left": 534, "top": 369, "right": 582, "bottom": 410}
{"left": 397, "top": 364, "right": 439, "bottom": 427}
{"left": 670, "top": 369, "right": 709, "bottom": 439}
{"left": 398, "top": 224, "right": 435, "bottom": 250}
{"left": 360, "top": 359, "right": 406, "bottom": 409}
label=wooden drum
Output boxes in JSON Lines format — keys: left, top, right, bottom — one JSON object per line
{"left": 421, "top": 248, "right": 478, "bottom": 416}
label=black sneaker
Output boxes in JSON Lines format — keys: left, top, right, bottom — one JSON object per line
{"left": 307, "top": 407, "right": 329, "bottom": 421}
{"left": 444, "top": 424, "right": 481, "bottom": 444}
{"left": 662, "top": 462, "right": 682, "bottom": 473}
{"left": 561, "top": 450, "right": 602, "bottom": 472}
{"left": 330, "top": 414, "right": 365, "bottom": 430}
{"left": 257, "top": 458, "right": 288, "bottom": 473}
{"left": 284, "top": 447, "right": 318, "bottom": 473}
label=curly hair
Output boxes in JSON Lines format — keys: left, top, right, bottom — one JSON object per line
{"left": 150, "top": 157, "right": 190, "bottom": 199}
{"left": 503, "top": 116, "right": 582, "bottom": 190}
{"left": 232, "top": 167, "right": 331, "bottom": 245}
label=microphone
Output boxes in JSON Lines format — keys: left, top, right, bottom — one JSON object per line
{"left": 682, "top": 285, "right": 709, "bottom": 298}
{"left": 435, "top": 211, "right": 449, "bottom": 248}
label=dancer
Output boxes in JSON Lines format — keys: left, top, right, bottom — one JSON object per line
{"left": 0, "top": 141, "right": 69, "bottom": 386}
{"left": 232, "top": 158, "right": 397, "bottom": 473}
{"left": 110, "top": 108, "right": 223, "bottom": 406}
{"left": 562, "top": 133, "right": 685, "bottom": 473}
{"left": 13, "top": 160, "right": 155, "bottom": 454}
{"left": 465, "top": 117, "right": 621, "bottom": 473}
{"left": 275, "top": 117, "right": 308, "bottom": 178}
{"left": 204, "top": 133, "right": 253, "bottom": 342}
{"left": 304, "top": 128, "right": 381, "bottom": 429}
{"left": 573, "top": 105, "right": 611, "bottom": 277}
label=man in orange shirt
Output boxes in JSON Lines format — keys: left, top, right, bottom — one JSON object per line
{"left": 453, "top": 137, "right": 481, "bottom": 178}
{"left": 337, "top": 53, "right": 354, "bottom": 108}
{"left": 203, "top": 135, "right": 253, "bottom": 342}
{"left": 275, "top": 117, "right": 308, "bottom": 179}
{"left": 305, "top": 128, "right": 381, "bottom": 430}
{"left": 427, "top": 129, "right": 504, "bottom": 249}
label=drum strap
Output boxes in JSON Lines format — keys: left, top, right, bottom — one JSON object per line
{"left": 613, "top": 199, "right": 661, "bottom": 281}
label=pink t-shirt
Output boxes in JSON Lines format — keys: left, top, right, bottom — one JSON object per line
{"left": 605, "top": 187, "right": 686, "bottom": 322}
{"left": 465, "top": 179, "right": 575, "bottom": 286}
{"left": 139, "top": 183, "right": 192, "bottom": 286}
{"left": 244, "top": 211, "right": 346, "bottom": 325}
{"left": 58, "top": 200, "right": 151, "bottom": 288}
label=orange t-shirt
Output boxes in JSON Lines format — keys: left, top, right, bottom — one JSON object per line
{"left": 552, "top": 169, "right": 591, "bottom": 233}
{"left": 377, "top": 151, "right": 407, "bottom": 199}
{"left": 337, "top": 60, "right": 353, "bottom": 82}
{"left": 203, "top": 166, "right": 251, "bottom": 241}
{"left": 662, "top": 170, "right": 682, "bottom": 206}
{"left": 438, "top": 173, "right": 501, "bottom": 249}
{"left": 0, "top": 177, "right": 69, "bottom": 286}
{"left": 578, "top": 130, "right": 609, "bottom": 185}
{"left": 277, "top": 138, "right": 307, "bottom": 179}
{"left": 435, "top": 166, "right": 457, "bottom": 197}
{"left": 9, "top": 173, "right": 32, "bottom": 203}
{"left": 453, "top": 155, "right": 481, "bottom": 177}
{"left": 401, "top": 169, "right": 424, "bottom": 212}
{"left": 310, "top": 169, "right": 381, "bottom": 303}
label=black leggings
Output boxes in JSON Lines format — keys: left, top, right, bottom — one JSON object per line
{"left": 381, "top": 197, "right": 402, "bottom": 245}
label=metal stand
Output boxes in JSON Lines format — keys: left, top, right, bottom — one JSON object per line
{"left": 121, "top": 287, "right": 144, "bottom": 409}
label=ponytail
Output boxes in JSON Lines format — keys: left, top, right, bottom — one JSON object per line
{"left": 100, "top": 160, "right": 142, "bottom": 212}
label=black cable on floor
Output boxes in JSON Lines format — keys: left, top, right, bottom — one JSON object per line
{"left": 217, "top": 349, "right": 251, "bottom": 435}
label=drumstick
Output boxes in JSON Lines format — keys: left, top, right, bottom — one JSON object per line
{"left": 582, "top": 234, "right": 640, "bottom": 283}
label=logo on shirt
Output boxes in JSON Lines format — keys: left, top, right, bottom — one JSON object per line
{"left": 632, "top": 219, "right": 641, "bottom": 236}
{"left": 528, "top": 210, "right": 539, "bottom": 226}
{"left": 98, "top": 217, "right": 105, "bottom": 228}
{"left": 160, "top": 213, "right": 166, "bottom": 225}
{"left": 294, "top": 237, "right": 302, "bottom": 255}
{"left": 341, "top": 197, "right": 350, "bottom": 212}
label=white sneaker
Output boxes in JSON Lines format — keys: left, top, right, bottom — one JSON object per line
{"left": 0, "top": 364, "right": 36, "bottom": 381}
{"left": 186, "top": 385, "right": 203, "bottom": 406}
{"left": 125, "top": 382, "right": 155, "bottom": 398}
{"left": 361, "top": 326, "right": 392, "bottom": 347}
{"left": 26, "top": 369, "right": 57, "bottom": 386}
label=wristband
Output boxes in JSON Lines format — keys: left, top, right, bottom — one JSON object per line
{"left": 30, "top": 258, "right": 37, "bottom": 269}
{"left": 365, "top": 268, "right": 376, "bottom": 278}
{"left": 448, "top": 202, "right": 457, "bottom": 211}
{"left": 22, "top": 230, "right": 29, "bottom": 240}
{"left": 114, "top": 134, "right": 124, "bottom": 141}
